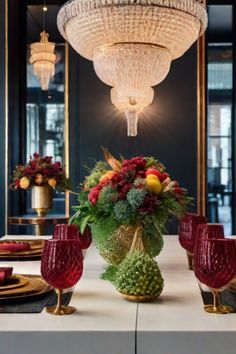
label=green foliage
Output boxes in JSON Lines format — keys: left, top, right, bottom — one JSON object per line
{"left": 115, "top": 251, "right": 164, "bottom": 297}
{"left": 127, "top": 188, "right": 146, "bottom": 209}
{"left": 143, "top": 224, "right": 164, "bottom": 257}
{"left": 101, "top": 264, "right": 119, "bottom": 283}
{"left": 145, "top": 157, "right": 165, "bottom": 172}
{"left": 114, "top": 200, "right": 136, "bottom": 224}
{"left": 84, "top": 161, "right": 108, "bottom": 189}
{"left": 91, "top": 216, "right": 121, "bottom": 252}
{"left": 97, "top": 185, "right": 118, "bottom": 212}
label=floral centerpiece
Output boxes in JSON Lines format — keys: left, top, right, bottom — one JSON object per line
{"left": 10, "top": 153, "right": 71, "bottom": 216}
{"left": 71, "top": 148, "right": 192, "bottom": 301}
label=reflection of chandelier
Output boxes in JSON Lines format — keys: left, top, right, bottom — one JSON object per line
{"left": 57, "top": 0, "right": 207, "bottom": 136}
{"left": 30, "top": 31, "right": 56, "bottom": 91}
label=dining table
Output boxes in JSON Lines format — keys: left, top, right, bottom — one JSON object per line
{"left": 0, "top": 235, "right": 236, "bottom": 354}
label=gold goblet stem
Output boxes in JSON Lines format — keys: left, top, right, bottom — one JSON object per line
{"left": 46, "top": 288, "right": 77, "bottom": 315}
{"left": 213, "top": 290, "right": 221, "bottom": 311}
{"left": 55, "top": 289, "right": 63, "bottom": 312}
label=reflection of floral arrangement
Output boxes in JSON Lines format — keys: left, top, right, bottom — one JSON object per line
{"left": 10, "top": 153, "right": 71, "bottom": 191}
{"left": 71, "top": 148, "right": 192, "bottom": 267}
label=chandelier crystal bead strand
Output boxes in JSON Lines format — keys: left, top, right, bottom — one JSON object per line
{"left": 57, "top": 0, "right": 208, "bottom": 136}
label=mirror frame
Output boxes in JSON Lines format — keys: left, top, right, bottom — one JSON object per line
{"left": 197, "top": 33, "right": 207, "bottom": 216}
{"left": 197, "top": 0, "right": 235, "bottom": 218}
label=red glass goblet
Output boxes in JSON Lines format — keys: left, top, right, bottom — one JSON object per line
{"left": 41, "top": 239, "right": 83, "bottom": 315}
{"left": 196, "top": 223, "right": 224, "bottom": 243}
{"left": 179, "top": 213, "right": 207, "bottom": 269}
{"left": 53, "top": 224, "right": 92, "bottom": 251}
{"left": 194, "top": 238, "right": 236, "bottom": 314}
{"left": 53, "top": 224, "right": 80, "bottom": 240}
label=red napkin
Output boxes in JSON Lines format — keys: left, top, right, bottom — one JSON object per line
{"left": 0, "top": 267, "right": 13, "bottom": 285}
{"left": 0, "top": 242, "right": 31, "bottom": 252}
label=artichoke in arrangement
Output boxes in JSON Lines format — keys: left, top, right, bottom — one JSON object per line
{"left": 115, "top": 251, "right": 164, "bottom": 297}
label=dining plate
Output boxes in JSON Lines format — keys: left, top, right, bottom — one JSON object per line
{"left": 0, "top": 275, "right": 52, "bottom": 300}
{"left": 0, "top": 275, "right": 29, "bottom": 291}
{"left": 0, "top": 240, "right": 44, "bottom": 256}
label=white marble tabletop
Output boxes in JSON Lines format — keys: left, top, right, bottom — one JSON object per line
{"left": 137, "top": 236, "right": 236, "bottom": 354}
{"left": 0, "top": 235, "right": 136, "bottom": 354}
{"left": 1, "top": 235, "right": 236, "bottom": 354}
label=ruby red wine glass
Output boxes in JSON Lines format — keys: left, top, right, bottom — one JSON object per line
{"left": 196, "top": 223, "right": 224, "bottom": 243}
{"left": 194, "top": 223, "right": 225, "bottom": 261}
{"left": 179, "top": 213, "right": 207, "bottom": 269}
{"left": 194, "top": 238, "right": 236, "bottom": 314}
{"left": 41, "top": 239, "right": 83, "bottom": 315}
{"left": 53, "top": 224, "right": 92, "bottom": 251}
{"left": 53, "top": 224, "right": 80, "bottom": 240}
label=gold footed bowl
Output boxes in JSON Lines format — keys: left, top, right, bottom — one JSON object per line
{"left": 120, "top": 292, "right": 158, "bottom": 302}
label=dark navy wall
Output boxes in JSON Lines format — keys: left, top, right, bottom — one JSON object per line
{"left": 77, "top": 46, "right": 197, "bottom": 210}
{"left": 0, "top": 1, "right": 6, "bottom": 237}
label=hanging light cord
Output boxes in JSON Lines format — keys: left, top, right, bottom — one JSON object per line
{"left": 43, "top": 0, "right": 47, "bottom": 31}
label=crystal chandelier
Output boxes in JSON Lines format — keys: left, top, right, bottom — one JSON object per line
{"left": 30, "top": 5, "right": 56, "bottom": 91}
{"left": 57, "top": 0, "right": 208, "bottom": 136}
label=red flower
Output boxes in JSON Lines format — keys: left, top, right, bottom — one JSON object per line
{"left": 174, "top": 187, "right": 184, "bottom": 195}
{"left": 162, "top": 172, "right": 169, "bottom": 180}
{"left": 88, "top": 186, "right": 101, "bottom": 205}
{"left": 24, "top": 168, "right": 35, "bottom": 176}
{"left": 53, "top": 161, "right": 61, "bottom": 169}
{"left": 43, "top": 156, "right": 53, "bottom": 164}
{"left": 139, "top": 194, "right": 160, "bottom": 214}
{"left": 29, "top": 161, "right": 37, "bottom": 168}
{"left": 33, "top": 153, "right": 40, "bottom": 159}
{"left": 15, "top": 179, "right": 20, "bottom": 187}
{"left": 119, "top": 182, "right": 133, "bottom": 199}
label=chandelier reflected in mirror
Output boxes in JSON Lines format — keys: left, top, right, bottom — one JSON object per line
{"left": 57, "top": 0, "right": 208, "bottom": 136}
{"left": 30, "top": 31, "right": 56, "bottom": 91}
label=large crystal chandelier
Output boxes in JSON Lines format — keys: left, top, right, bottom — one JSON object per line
{"left": 57, "top": 0, "right": 208, "bottom": 136}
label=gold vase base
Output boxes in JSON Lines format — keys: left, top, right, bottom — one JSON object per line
{"left": 204, "top": 304, "right": 234, "bottom": 314}
{"left": 46, "top": 305, "right": 76, "bottom": 315}
{"left": 121, "top": 293, "right": 158, "bottom": 302}
{"left": 34, "top": 208, "right": 48, "bottom": 217}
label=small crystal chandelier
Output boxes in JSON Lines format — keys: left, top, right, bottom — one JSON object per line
{"left": 57, "top": 0, "right": 208, "bottom": 136}
{"left": 30, "top": 5, "right": 56, "bottom": 91}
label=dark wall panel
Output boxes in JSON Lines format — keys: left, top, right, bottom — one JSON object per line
{"left": 77, "top": 45, "right": 198, "bottom": 224}
{"left": 0, "top": 1, "right": 6, "bottom": 237}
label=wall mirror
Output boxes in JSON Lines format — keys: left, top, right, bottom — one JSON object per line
{"left": 7, "top": 0, "right": 69, "bottom": 234}
{"left": 26, "top": 4, "right": 68, "bottom": 215}
{"left": 199, "top": 0, "right": 235, "bottom": 235}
